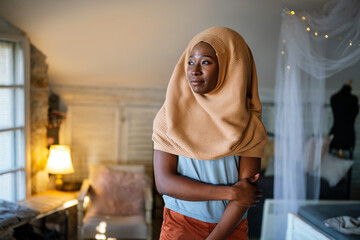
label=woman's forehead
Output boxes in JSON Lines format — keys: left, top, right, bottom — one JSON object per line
{"left": 190, "top": 42, "right": 217, "bottom": 55}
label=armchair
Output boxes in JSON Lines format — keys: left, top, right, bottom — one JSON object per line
{"left": 77, "top": 164, "right": 153, "bottom": 240}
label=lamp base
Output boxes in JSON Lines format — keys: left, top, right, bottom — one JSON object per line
{"left": 55, "top": 174, "right": 63, "bottom": 190}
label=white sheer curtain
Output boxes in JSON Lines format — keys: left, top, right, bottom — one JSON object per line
{"left": 273, "top": 0, "right": 360, "bottom": 238}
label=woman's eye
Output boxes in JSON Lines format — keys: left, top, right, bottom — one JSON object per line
{"left": 188, "top": 61, "right": 194, "bottom": 65}
{"left": 202, "top": 60, "right": 210, "bottom": 65}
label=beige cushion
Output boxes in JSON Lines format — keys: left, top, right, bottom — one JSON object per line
{"left": 89, "top": 164, "right": 146, "bottom": 184}
{"left": 321, "top": 153, "right": 353, "bottom": 187}
{"left": 82, "top": 214, "right": 147, "bottom": 239}
{"left": 304, "top": 135, "right": 333, "bottom": 172}
{"left": 88, "top": 165, "right": 150, "bottom": 216}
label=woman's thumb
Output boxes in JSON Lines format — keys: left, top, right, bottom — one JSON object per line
{"left": 247, "top": 173, "right": 260, "bottom": 183}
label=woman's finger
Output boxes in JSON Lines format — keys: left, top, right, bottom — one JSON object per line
{"left": 238, "top": 173, "right": 260, "bottom": 183}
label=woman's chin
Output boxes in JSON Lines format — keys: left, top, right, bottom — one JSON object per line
{"left": 191, "top": 87, "right": 205, "bottom": 94}
{"left": 190, "top": 84, "right": 209, "bottom": 95}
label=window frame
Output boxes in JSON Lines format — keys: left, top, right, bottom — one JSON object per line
{"left": 0, "top": 33, "right": 31, "bottom": 199}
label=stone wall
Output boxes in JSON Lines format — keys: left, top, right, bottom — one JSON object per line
{"left": 30, "top": 45, "right": 49, "bottom": 194}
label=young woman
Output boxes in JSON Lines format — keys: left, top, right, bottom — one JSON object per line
{"left": 152, "top": 27, "right": 267, "bottom": 240}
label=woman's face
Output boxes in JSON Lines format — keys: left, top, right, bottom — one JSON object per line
{"left": 187, "top": 42, "right": 219, "bottom": 94}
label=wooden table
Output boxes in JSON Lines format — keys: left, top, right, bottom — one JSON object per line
{"left": 18, "top": 190, "right": 78, "bottom": 218}
{"left": 17, "top": 190, "right": 78, "bottom": 239}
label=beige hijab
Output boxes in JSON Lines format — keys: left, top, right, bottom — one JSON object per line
{"left": 153, "top": 27, "right": 267, "bottom": 160}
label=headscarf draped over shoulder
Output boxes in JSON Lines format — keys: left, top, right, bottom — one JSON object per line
{"left": 152, "top": 27, "right": 267, "bottom": 160}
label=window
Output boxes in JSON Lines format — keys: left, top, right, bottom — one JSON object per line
{"left": 0, "top": 37, "right": 30, "bottom": 201}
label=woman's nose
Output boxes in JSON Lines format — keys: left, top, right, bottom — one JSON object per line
{"left": 192, "top": 64, "right": 201, "bottom": 75}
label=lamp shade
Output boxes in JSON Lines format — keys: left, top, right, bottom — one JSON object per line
{"left": 45, "top": 145, "right": 74, "bottom": 174}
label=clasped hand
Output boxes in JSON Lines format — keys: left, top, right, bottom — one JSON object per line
{"left": 231, "top": 174, "right": 262, "bottom": 207}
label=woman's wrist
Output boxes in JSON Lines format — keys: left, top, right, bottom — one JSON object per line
{"left": 213, "top": 185, "right": 236, "bottom": 201}
{"left": 228, "top": 186, "right": 239, "bottom": 201}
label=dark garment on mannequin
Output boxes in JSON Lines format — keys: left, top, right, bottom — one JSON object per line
{"left": 329, "top": 85, "right": 359, "bottom": 150}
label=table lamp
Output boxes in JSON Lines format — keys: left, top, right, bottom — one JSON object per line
{"left": 45, "top": 145, "right": 74, "bottom": 190}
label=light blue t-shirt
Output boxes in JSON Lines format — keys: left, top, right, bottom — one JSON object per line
{"left": 163, "top": 155, "right": 247, "bottom": 223}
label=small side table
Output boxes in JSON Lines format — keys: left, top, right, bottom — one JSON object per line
{"left": 17, "top": 190, "right": 78, "bottom": 239}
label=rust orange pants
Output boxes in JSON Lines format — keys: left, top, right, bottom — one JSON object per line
{"left": 159, "top": 207, "right": 248, "bottom": 240}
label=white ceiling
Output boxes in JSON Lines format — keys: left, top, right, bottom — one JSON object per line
{"left": 0, "top": 0, "right": 342, "bottom": 90}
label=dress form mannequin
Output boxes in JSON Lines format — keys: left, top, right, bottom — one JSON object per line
{"left": 329, "top": 79, "right": 359, "bottom": 158}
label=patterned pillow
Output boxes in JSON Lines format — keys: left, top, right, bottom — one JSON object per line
{"left": 88, "top": 166, "right": 150, "bottom": 216}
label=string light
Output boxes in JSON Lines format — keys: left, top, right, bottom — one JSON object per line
{"left": 281, "top": 50, "right": 285, "bottom": 55}
{"left": 286, "top": 8, "right": 357, "bottom": 50}
{"left": 287, "top": 65, "right": 291, "bottom": 70}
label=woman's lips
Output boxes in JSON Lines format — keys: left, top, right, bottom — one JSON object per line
{"left": 191, "top": 80, "right": 204, "bottom": 86}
